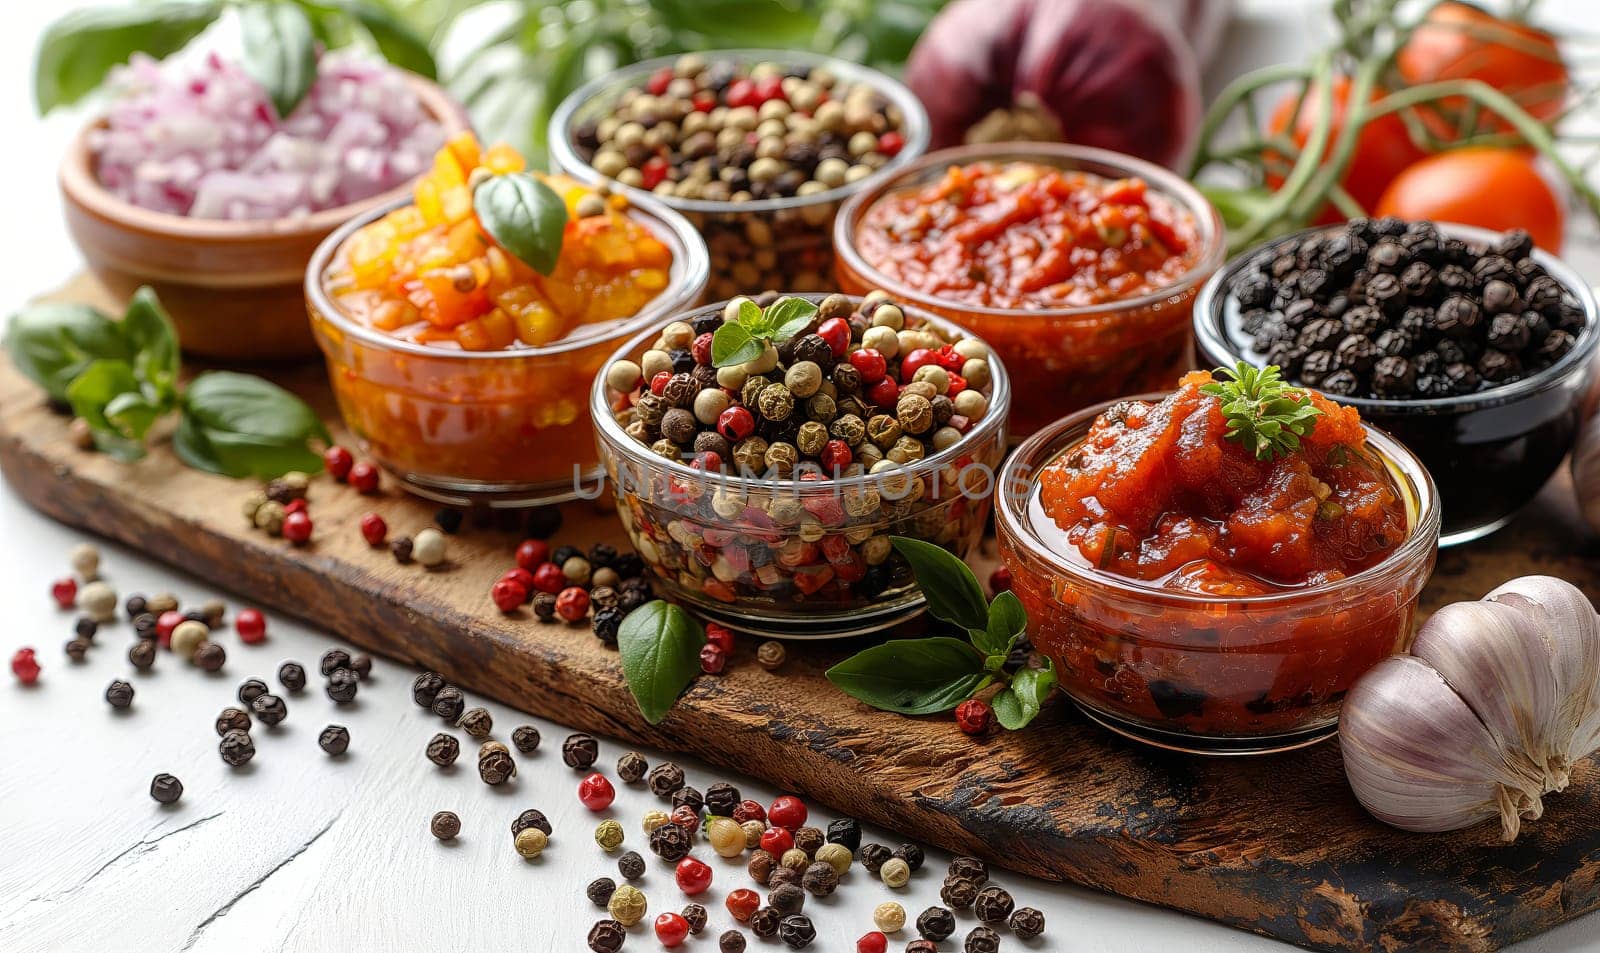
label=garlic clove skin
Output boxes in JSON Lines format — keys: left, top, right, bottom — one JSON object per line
{"left": 1484, "top": 575, "right": 1600, "bottom": 783}
{"left": 1341, "top": 655, "right": 1543, "bottom": 841}
{"left": 1410, "top": 600, "right": 1562, "bottom": 796}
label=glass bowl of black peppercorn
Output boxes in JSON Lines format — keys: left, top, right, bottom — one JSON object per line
{"left": 1195, "top": 219, "right": 1598, "bottom": 545}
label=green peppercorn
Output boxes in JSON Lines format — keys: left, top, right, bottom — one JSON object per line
{"left": 796, "top": 421, "right": 828, "bottom": 457}
{"left": 595, "top": 819, "right": 625, "bottom": 852}
{"left": 515, "top": 827, "right": 548, "bottom": 858}
{"left": 607, "top": 884, "right": 647, "bottom": 926}
{"left": 865, "top": 414, "right": 901, "bottom": 448}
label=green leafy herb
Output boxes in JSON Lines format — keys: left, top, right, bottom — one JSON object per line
{"left": 33, "top": 0, "right": 223, "bottom": 113}
{"left": 302, "top": 0, "right": 437, "bottom": 78}
{"left": 1200, "top": 362, "right": 1322, "bottom": 461}
{"left": 825, "top": 638, "right": 989, "bottom": 715}
{"left": 709, "top": 296, "right": 820, "bottom": 367}
{"left": 617, "top": 600, "right": 706, "bottom": 724}
{"left": 8, "top": 287, "right": 328, "bottom": 480}
{"left": 239, "top": 0, "right": 319, "bottom": 119}
{"left": 472, "top": 172, "right": 569, "bottom": 276}
{"left": 826, "top": 536, "right": 1057, "bottom": 730}
{"left": 3, "top": 302, "right": 133, "bottom": 401}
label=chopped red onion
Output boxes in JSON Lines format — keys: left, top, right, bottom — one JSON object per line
{"left": 89, "top": 51, "right": 446, "bottom": 220}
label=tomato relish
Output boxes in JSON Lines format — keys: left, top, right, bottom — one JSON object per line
{"left": 329, "top": 132, "right": 672, "bottom": 351}
{"left": 853, "top": 161, "right": 1200, "bottom": 310}
{"left": 1037, "top": 371, "right": 1407, "bottom": 594}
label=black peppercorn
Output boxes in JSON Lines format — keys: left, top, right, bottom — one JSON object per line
{"left": 777, "top": 914, "right": 815, "bottom": 949}
{"left": 150, "top": 773, "right": 183, "bottom": 804}
{"left": 769, "top": 866, "right": 801, "bottom": 889}
{"left": 320, "top": 649, "right": 351, "bottom": 676}
{"left": 800, "top": 861, "right": 838, "bottom": 897}
{"left": 1538, "top": 329, "right": 1576, "bottom": 361}
{"left": 587, "top": 877, "right": 617, "bottom": 907}
{"left": 649, "top": 821, "right": 691, "bottom": 861}
{"left": 524, "top": 505, "right": 563, "bottom": 539}
{"left": 1009, "top": 906, "right": 1046, "bottom": 940}
{"left": 1298, "top": 349, "right": 1339, "bottom": 387}
{"left": 219, "top": 729, "right": 255, "bottom": 767}
{"left": 1481, "top": 278, "right": 1521, "bottom": 315}
{"left": 216, "top": 707, "right": 251, "bottom": 736}
{"left": 704, "top": 780, "right": 740, "bottom": 817}
{"left": 587, "top": 920, "right": 626, "bottom": 953}
{"left": 433, "top": 507, "right": 464, "bottom": 534}
{"left": 391, "top": 536, "right": 414, "bottom": 563}
{"left": 349, "top": 654, "right": 372, "bottom": 679}
{"left": 719, "top": 930, "right": 747, "bottom": 953}
{"left": 1400, "top": 261, "right": 1436, "bottom": 299}
{"left": 964, "top": 926, "right": 1002, "bottom": 953}
{"left": 132, "top": 613, "right": 158, "bottom": 639}
{"left": 906, "top": 941, "right": 939, "bottom": 953}
{"left": 750, "top": 908, "right": 781, "bottom": 939}
{"left": 618, "top": 850, "right": 646, "bottom": 880}
{"left": 1474, "top": 254, "right": 1517, "bottom": 285}
{"left": 948, "top": 856, "right": 988, "bottom": 883}
{"left": 860, "top": 843, "right": 892, "bottom": 873}
{"left": 1364, "top": 272, "right": 1404, "bottom": 315}
{"left": 940, "top": 876, "right": 979, "bottom": 909}
{"left": 311, "top": 723, "right": 349, "bottom": 755}
{"left": 511, "top": 808, "right": 552, "bottom": 837}
{"left": 562, "top": 733, "right": 600, "bottom": 769}
{"left": 65, "top": 638, "right": 88, "bottom": 662}
{"left": 252, "top": 693, "right": 287, "bottom": 726}
{"left": 1487, "top": 312, "right": 1533, "bottom": 352}
{"left": 426, "top": 733, "right": 460, "bottom": 766}
{"left": 125, "top": 594, "right": 148, "bottom": 619}
{"left": 430, "top": 810, "right": 460, "bottom": 841}
{"left": 272, "top": 661, "right": 304, "bottom": 693}
{"left": 1479, "top": 348, "right": 1522, "bottom": 382}
{"left": 648, "top": 762, "right": 685, "bottom": 797}
{"left": 892, "top": 843, "right": 925, "bottom": 872}
{"left": 672, "top": 785, "right": 704, "bottom": 813}
{"left": 432, "top": 686, "right": 465, "bottom": 721}
{"left": 477, "top": 742, "right": 516, "bottom": 785}
{"left": 450, "top": 707, "right": 489, "bottom": 739}
{"left": 682, "top": 902, "right": 708, "bottom": 935}
{"left": 1367, "top": 240, "right": 1405, "bottom": 273}
{"left": 238, "top": 678, "right": 269, "bottom": 706}
{"left": 512, "top": 724, "right": 541, "bottom": 753}
{"left": 127, "top": 639, "right": 155, "bottom": 671}
{"left": 617, "top": 751, "right": 649, "bottom": 784}
{"left": 74, "top": 617, "right": 98, "bottom": 642}
{"left": 412, "top": 671, "right": 446, "bottom": 707}
{"left": 825, "top": 817, "right": 861, "bottom": 852}
{"left": 591, "top": 606, "right": 624, "bottom": 645}
{"left": 973, "top": 884, "right": 1015, "bottom": 923}
{"left": 1372, "top": 355, "right": 1416, "bottom": 396}
{"left": 532, "top": 592, "right": 558, "bottom": 621}
{"left": 326, "top": 668, "right": 359, "bottom": 704}
{"left": 916, "top": 906, "right": 956, "bottom": 941}
{"left": 769, "top": 882, "right": 806, "bottom": 915}
{"left": 105, "top": 678, "right": 134, "bottom": 709}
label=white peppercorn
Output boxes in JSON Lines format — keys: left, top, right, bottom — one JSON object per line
{"left": 170, "top": 620, "right": 209, "bottom": 661}
{"left": 953, "top": 390, "right": 989, "bottom": 421}
{"left": 413, "top": 528, "right": 448, "bottom": 567}
{"left": 79, "top": 581, "right": 117, "bottom": 623}
{"left": 69, "top": 543, "right": 101, "bottom": 581}
{"left": 606, "top": 360, "right": 642, "bottom": 393}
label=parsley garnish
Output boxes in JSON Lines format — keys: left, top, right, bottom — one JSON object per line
{"left": 1200, "top": 362, "right": 1322, "bottom": 461}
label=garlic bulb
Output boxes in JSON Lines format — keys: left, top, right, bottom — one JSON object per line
{"left": 1340, "top": 575, "right": 1600, "bottom": 841}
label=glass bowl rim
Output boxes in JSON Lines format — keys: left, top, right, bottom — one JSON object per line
{"left": 547, "top": 48, "right": 931, "bottom": 215}
{"left": 1193, "top": 221, "right": 1600, "bottom": 414}
{"left": 996, "top": 391, "right": 1441, "bottom": 609}
{"left": 303, "top": 189, "right": 710, "bottom": 362}
{"left": 590, "top": 293, "right": 1011, "bottom": 493}
{"left": 832, "top": 141, "right": 1228, "bottom": 321}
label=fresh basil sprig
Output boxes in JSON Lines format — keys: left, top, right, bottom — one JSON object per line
{"left": 618, "top": 600, "right": 706, "bottom": 724}
{"left": 826, "top": 537, "right": 1058, "bottom": 730}
{"left": 711, "top": 296, "right": 819, "bottom": 368}
{"left": 6, "top": 287, "right": 328, "bottom": 479}
{"left": 34, "top": 0, "right": 437, "bottom": 115}
{"left": 473, "top": 172, "right": 569, "bottom": 276}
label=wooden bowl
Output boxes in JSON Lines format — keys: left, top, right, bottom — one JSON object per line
{"left": 58, "top": 73, "right": 469, "bottom": 363}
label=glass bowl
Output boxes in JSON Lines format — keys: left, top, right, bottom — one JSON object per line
{"left": 549, "top": 50, "right": 930, "bottom": 301}
{"left": 305, "top": 192, "right": 709, "bottom": 507}
{"left": 995, "top": 397, "right": 1440, "bottom": 755}
{"left": 591, "top": 296, "right": 1009, "bottom": 637}
{"left": 1193, "top": 223, "right": 1600, "bottom": 546}
{"left": 833, "top": 142, "right": 1225, "bottom": 438}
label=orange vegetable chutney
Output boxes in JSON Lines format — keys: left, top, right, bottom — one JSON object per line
{"left": 853, "top": 161, "right": 1199, "bottom": 310}
{"left": 1036, "top": 371, "right": 1407, "bottom": 594}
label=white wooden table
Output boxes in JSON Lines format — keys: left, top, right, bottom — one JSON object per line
{"left": 3, "top": 2, "right": 1599, "bottom": 951}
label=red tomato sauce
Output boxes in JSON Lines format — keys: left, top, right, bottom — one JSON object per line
{"left": 854, "top": 162, "right": 1200, "bottom": 310}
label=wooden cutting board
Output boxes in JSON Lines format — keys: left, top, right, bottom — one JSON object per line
{"left": 3, "top": 277, "right": 1599, "bottom": 953}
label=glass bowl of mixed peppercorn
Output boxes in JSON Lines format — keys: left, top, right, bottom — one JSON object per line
{"left": 1195, "top": 219, "right": 1598, "bottom": 545}
{"left": 549, "top": 50, "right": 929, "bottom": 301}
{"left": 591, "top": 290, "right": 1008, "bottom": 637}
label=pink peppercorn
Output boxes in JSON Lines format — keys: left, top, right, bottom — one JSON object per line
{"left": 692, "top": 332, "right": 715, "bottom": 365}
{"left": 733, "top": 800, "right": 766, "bottom": 824}
{"left": 655, "top": 912, "right": 689, "bottom": 948}
{"left": 555, "top": 587, "right": 590, "bottom": 621}
{"left": 577, "top": 772, "right": 615, "bottom": 811}
{"left": 491, "top": 577, "right": 528, "bottom": 613}
{"left": 900, "top": 348, "right": 938, "bottom": 379}
{"left": 867, "top": 377, "right": 900, "bottom": 407}
{"left": 323, "top": 445, "right": 353, "bottom": 481}
{"left": 849, "top": 348, "right": 887, "bottom": 383}
{"left": 816, "top": 317, "right": 851, "bottom": 356}
{"left": 282, "top": 511, "right": 313, "bottom": 545}
{"left": 675, "top": 856, "right": 712, "bottom": 895}
{"left": 858, "top": 932, "right": 889, "bottom": 953}
{"left": 956, "top": 697, "right": 993, "bottom": 735}
{"left": 717, "top": 406, "right": 755, "bottom": 442}
{"left": 156, "top": 610, "right": 186, "bottom": 647}
{"left": 768, "top": 795, "right": 807, "bottom": 830}
{"left": 50, "top": 577, "right": 77, "bottom": 610}
{"left": 531, "top": 562, "right": 566, "bottom": 594}
{"left": 284, "top": 498, "right": 308, "bottom": 516}
{"left": 699, "top": 643, "right": 726, "bottom": 675}
{"left": 759, "top": 827, "right": 793, "bottom": 855}
{"left": 651, "top": 371, "right": 672, "bottom": 396}
{"left": 359, "top": 513, "right": 387, "bottom": 546}
{"left": 879, "top": 131, "right": 906, "bottom": 156}
{"left": 819, "top": 439, "right": 852, "bottom": 473}
{"left": 503, "top": 567, "right": 535, "bottom": 592}
{"left": 11, "top": 647, "right": 40, "bottom": 684}
{"left": 515, "top": 539, "right": 549, "bottom": 571}
{"left": 705, "top": 623, "right": 734, "bottom": 653}
{"left": 671, "top": 804, "right": 701, "bottom": 834}
{"left": 235, "top": 608, "right": 267, "bottom": 644}
{"left": 348, "top": 462, "right": 380, "bottom": 494}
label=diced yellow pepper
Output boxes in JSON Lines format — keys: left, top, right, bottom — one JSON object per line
{"left": 484, "top": 143, "right": 524, "bottom": 175}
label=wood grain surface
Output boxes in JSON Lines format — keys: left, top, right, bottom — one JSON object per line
{"left": 3, "top": 278, "right": 1598, "bottom": 953}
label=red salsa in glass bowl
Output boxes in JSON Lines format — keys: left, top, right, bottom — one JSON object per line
{"left": 996, "top": 369, "right": 1440, "bottom": 754}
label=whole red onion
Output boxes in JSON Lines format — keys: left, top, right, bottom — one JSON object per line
{"left": 906, "top": 0, "right": 1204, "bottom": 169}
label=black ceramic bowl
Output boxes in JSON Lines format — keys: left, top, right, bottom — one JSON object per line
{"left": 1194, "top": 223, "right": 1598, "bottom": 547}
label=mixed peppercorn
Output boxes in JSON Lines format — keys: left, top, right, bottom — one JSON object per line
{"left": 1235, "top": 221, "right": 1587, "bottom": 399}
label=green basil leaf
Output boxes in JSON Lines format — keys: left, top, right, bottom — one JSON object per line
{"left": 890, "top": 536, "right": 989, "bottom": 632}
{"left": 183, "top": 371, "right": 329, "bottom": 444}
{"left": 473, "top": 172, "right": 568, "bottom": 275}
{"left": 766, "top": 297, "right": 818, "bottom": 342}
{"left": 736, "top": 299, "right": 763, "bottom": 327}
{"left": 711, "top": 322, "right": 762, "bottom": 368}
{"left": 826, "top": 637, "right": 988, "bottom": 715}
{"left": 239, "top": 0, "right": 318, "bottom": 119}
{"left": 973, "top": 590, "right": 1027, "bottom": 658}
{"left": 4, "top": 302, "right": 133, "bottom": 400}
{"left": 992, "top": 661, "right": 1058, "bottom": 731}
{"left": 307, "top": 0, "right": 436, "bottom": 78}
{"left": 618, "top": 600, "right": 706, "bottom": 724}
{"left": 179, "top": 425, "right": 326, "bottom": 479}
{"left": 34, "top": 1, "right": 223, "bottom": 112}
{"left": 651, "top": 0, "right": 821, "bottom": 48}
{"left": 122, "top": 286, "right": 179, "bottom": 400}
{"left": 173, "top": 412, "right": 224, "bottom": 473}
{"left": 66, "top": 360, "right": 147, "bottom": 461}
{"left": 105, "top": 391, "right": 164, "bottom": 442}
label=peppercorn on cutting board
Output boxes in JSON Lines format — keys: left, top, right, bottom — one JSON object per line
{"left": 4, "top": 277, "right": 1600, "bottom": 953}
